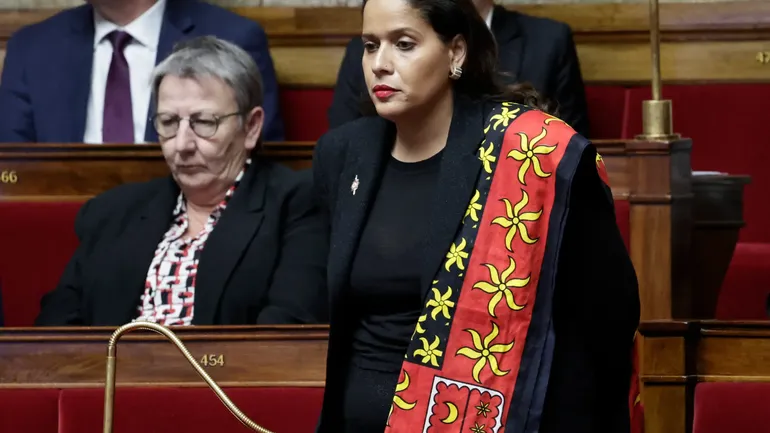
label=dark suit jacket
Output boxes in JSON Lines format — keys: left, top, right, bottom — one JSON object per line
{"left": 0, "top": 0, "right": 285, "bottom": 143}
{"left": 35, "top": 161, "right": 328, "bottom": 326}
{"left": 313, "top": 96, "right": 637, "bottom": 432}
{"left": 327, "top": 6, "right": 589, "bottom": 137}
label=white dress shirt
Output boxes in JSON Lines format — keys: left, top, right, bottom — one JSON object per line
{"left": 83, "top": 0, "right": 167, "bottom": 144}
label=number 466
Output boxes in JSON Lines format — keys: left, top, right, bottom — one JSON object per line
{"left": 0, "top": 171, "right": 18, "bottom": 184}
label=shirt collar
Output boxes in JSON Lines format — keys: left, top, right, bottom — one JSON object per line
{"left": 484, "top": 6, "right": 494, "bottom": 30}
{"left": 93, "top": 0, "right": 167, "bottom": 50}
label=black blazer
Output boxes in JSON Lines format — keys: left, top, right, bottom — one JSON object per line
{"left": 314, "top": 96, "right": 638, "bottom": 432}
{"left": 327, "top": 6, "right": 590, "bottom": 137}
{"left": 35, "top": 161, "right": 328, "bottom": 326}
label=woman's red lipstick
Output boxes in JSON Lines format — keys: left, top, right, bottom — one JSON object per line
{"left": 373, "top": 85, "right": 396, "bottom": 100}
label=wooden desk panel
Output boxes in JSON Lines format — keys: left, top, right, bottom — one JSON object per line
{"left": 2, "top": 319, "right": 769, "bottom": 433}
{"left": 0, "top": 142, "right": 313, "bottom": 201}
{"left": 640, "top": 321, "right": 770, "bottom": 433}
{"left": 0, "top": 326, "right": 328, "bottom": 388}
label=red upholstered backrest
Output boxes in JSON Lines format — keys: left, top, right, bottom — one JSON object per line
{"left": 693, "top": 382, "right": 770, "bottom": 433}
{"left": 0, "top": 387, "right": 324, "bottom": 432}
{"left": 0, "top": 389, "right": 59, "bottom": 433}
{"left": 58, "top": 387, "right": 324, "bottom": 433}
{"left": 585, "top": 85, "right": 629, "bottom": 139}
{"left": 0, "top": 201, "right": 82, "bottom": 326}
{"left": 0, "top": 198, "right": 629, "bottom": 328}
{"left": 280, "top": 88, "right": 334, "bottom": 142}
{"left": 716, "top": 242, "right": 770, "bottom": 320}
{"left": 279, "top": 86, "right": 630, "bottom": 142}
{"left": 624, "top": 84, "right": 770, "bottom": 243}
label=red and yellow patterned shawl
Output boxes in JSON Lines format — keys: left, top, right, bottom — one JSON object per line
{"left": 383, "top": 102, "right": 643, "bottom": 433}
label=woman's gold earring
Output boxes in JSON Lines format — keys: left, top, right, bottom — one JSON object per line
{"left": 449, "top": 65, "right": 463, "bottom": 80}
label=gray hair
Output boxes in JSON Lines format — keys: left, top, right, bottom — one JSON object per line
{"left": 151, "top": 36, "right": 264, "bottom": 116}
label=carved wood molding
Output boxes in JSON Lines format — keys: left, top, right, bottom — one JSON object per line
{"left": 2, "top": 2, "right": 770, "bottom": 41}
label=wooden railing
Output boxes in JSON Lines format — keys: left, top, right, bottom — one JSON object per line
{"left": 0, "top": 325, "right": 328, "bottom": 388}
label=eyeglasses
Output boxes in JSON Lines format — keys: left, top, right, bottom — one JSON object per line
{"left": 151, "top": 112, "right": 242, "bottom": 139}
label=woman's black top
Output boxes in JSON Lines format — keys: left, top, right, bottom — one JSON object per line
{"left": 342, "top": 151, "right": 442, "bottom": 431}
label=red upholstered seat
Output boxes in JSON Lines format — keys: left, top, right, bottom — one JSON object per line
{"left": 693, "top": 382, "right": 770, "bottom": 433}
{"left": 58, "top": 387, "right": 324, "bottom": 433}
{"left": 280, "top": 88, "right": 334, "bottom": 142}
{"left": 0, "top": 389, "right": 59, "bottom": 433}
{"left": 0, "top": 201, "right": 83, "bottom": 326}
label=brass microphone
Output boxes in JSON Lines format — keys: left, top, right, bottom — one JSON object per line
{"left": 638, "top": 0, "right": 680, "bottom": 140}
{"left": 103, "top": 321, "right": 275, "bottom": 433}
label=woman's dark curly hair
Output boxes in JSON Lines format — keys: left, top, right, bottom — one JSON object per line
{"left": 360, "top": 0, "right": 555, "bottom": 115}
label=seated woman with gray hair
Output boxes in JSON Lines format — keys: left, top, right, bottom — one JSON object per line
{"left": 35, "top": 36, "right": 328, "bottom": 326}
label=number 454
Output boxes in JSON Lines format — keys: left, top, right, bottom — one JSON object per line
{"left": 200, "top": 354, "right": 225, "bottom": 367}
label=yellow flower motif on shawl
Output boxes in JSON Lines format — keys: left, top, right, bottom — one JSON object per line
{"left": 388, "top": 371, "right": 417, "bottom": 426}
{"left": 456, "top": 322, "right": 514, "bottom": 383}
{"left": 445, "top": 239, "right": 469, "bottom": 271}
{"left": 475, "top": 401, "right": 492, "bottom": 417}
{"left": 470, "top": 423, "right": 488, "bottom": 433}
{"left": 478, "top": 141, "right": 496, "bottom": 174}
{"left": 473, "top": 256, "right": 529, "bottom": 317}
{"left": 490, "top": 190, "right": 542, "bottom": 251}
{"left": 507, "top": 127, "right": 557, "bottom": 185}
{"left": 413, "top": 335, "right": 443, "bottom": 367}
{"left": 427, "top": 286, "right": 455, "bottom": 320}
{"left": 596, "top": 152, "right": 604, "bottom": 167}
{"left": 489, "top": 106, "right": 521, "bottom": 130}
{"left": 465, "top": 190, "right": 483, "bottom": 223}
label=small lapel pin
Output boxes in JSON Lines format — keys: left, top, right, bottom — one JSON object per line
{"left": 351, "top": 175, "right": 360, "bottom": 195}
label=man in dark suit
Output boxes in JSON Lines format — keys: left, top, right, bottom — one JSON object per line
{"left": 327, "top": 0, "right": 590, "bottom": 137}
{"left": 0, "top": 0, "right": 285, "bottom": 144}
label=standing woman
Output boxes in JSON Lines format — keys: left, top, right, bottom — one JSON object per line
{"left": 313, "top": 0, "right": 640, "bottom": 432}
